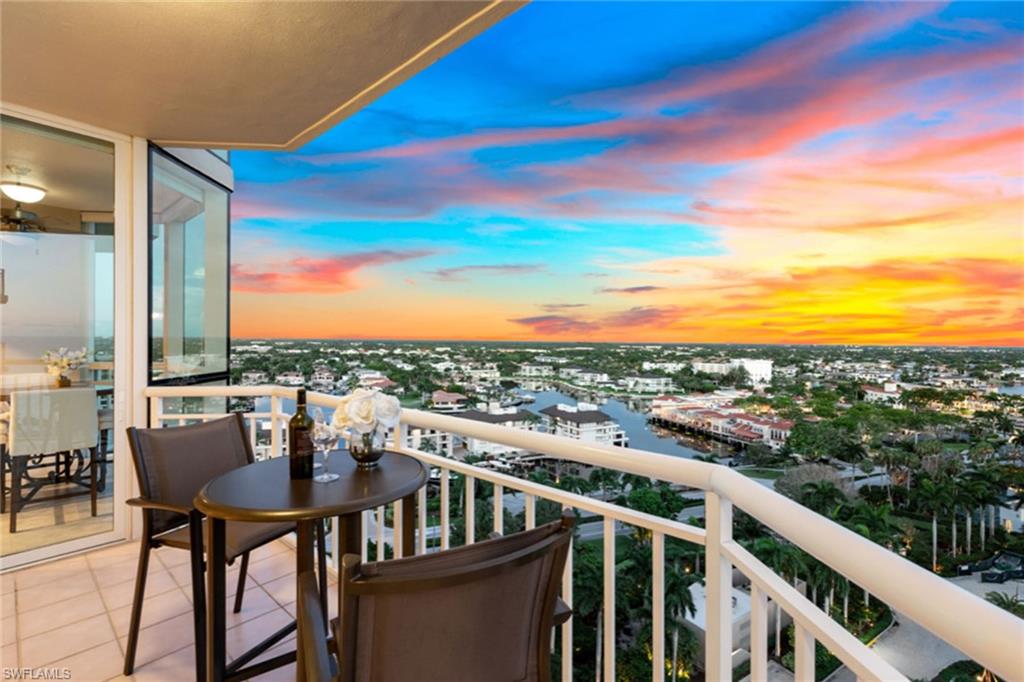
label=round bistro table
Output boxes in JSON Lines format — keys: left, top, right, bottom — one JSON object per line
{"left": 194, "top": 451, "right": 428, "bottom": 682}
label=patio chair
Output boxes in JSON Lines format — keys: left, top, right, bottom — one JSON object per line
{"left": 300, "top": 509, "right": 575, "bottom": 682}
{"left": 123, "top": 414, "right": 327, "bottom": 679}
{"left": 1, "top": 388, "right": 101, "bottom": 532}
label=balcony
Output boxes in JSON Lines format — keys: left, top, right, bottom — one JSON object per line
{"left": 2, "top": 2, "right": 1019, "bottom": 681}
{"left": 7, "top": 384, "right": 1013, "bottom": 681}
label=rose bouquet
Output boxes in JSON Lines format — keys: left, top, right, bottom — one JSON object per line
{"left": 332, "top": 388, "right": 401, "bottom": 467}
{"left": 42, "top": 347, "right": 89, "bottom": 386}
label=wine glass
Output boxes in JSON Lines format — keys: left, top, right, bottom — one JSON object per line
{"left": 312, "top": 408, "right": 340, "bottom": 483}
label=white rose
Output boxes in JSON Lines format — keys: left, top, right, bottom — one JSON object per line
{"left": 331, "top": 394, "right": 353, "bottom": 430}
{"left": 346, "top": 390, "right": 377, "bottom": 434}
{"left": 373, "top": 392, "right": 401, "bottom": 428}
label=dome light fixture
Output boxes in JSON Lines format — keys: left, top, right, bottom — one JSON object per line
{"left": 1, "top": 166, "right": 46, "bottom": 204}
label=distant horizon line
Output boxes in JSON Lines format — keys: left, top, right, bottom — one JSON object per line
{"left": 229, "top": 336, "right": 1024, "bottom": 350}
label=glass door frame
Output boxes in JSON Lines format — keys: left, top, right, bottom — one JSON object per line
{"left": 0, "top": 102, "right": 134, "bottom": 570}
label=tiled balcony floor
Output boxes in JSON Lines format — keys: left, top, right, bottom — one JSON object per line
{"left": 2, "top": 538, "right": 333, "bottom": 681}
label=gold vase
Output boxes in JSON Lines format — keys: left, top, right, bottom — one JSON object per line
{"left": 57, "top": 375, "right": 72, "bottom": 388}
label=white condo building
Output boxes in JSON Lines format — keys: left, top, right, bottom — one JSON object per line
{"left": 692, "top": 358, "right": 773, "bottom": 385}
{"left": 455, "top": 407, "right": 537, "bottom": 456}
{"left": 273, "top": 371, "right": 305, "bottom": 386}
{"left": 464, "top": 363, "right": 500, "bottom": 384}
{"left": 540, "top": 403, "right": 628, "bottom": 447}
{"left": 519, "top": 363, "right": 554, "bottom": 377}
{"left": 623, "top": 373, "right": 674, "bottom": 393}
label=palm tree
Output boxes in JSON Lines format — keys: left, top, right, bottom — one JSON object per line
{"left": 985, "top": 591, "right": 1024, "bottom": 618}
{"left": 800, "top": 480, "right": 846, "bottom": 517}
{"left": 846, "top": 501, "right": 900, "bottom": 549}
{"left": 873, "top": 447, "right": 904, "bottom": 506}
{"left": 664, "top": 562, "right": 698, "bottom": 680}
{"left": 588, "top": 467, "right": 621, "bottom": 500}
{"left": 834, "top": 575, "right": 851, "bottom": 623}
{"left": 959, "top": 476, "right": 985, "bottom": 555}
{"left": 912, "top": 477, "right": 953, "bottom": 572}
{"left": 557, "top": 473, "right": 593, "bottom": 496}
{"left": 807, "top": 559, "right": 832, "bottom": 607}
{"left": 748, "top": 537, "right": 787, "bottom": 656}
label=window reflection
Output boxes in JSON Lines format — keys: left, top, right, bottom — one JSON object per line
{"left": 149, "top": 149, "right": 229, "bottom": 384}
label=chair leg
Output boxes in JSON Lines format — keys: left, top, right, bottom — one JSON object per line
{"left": 189, "top": 511, "right": 208, "bottom": 682}
{"left": 122, "top": 538, "right": 152, "bottom": 675}
{"left": 316, "top": 520, "right": 328, "bottom": 628}
{"left": 1, "top": 448, "right": 8, "bottom": 515}
{"left": 89, "top": 447, "right": 98, "bottom": 517}
{"left": 233, "top": 552, "right": 249, "bottom": 614}
{"left": 9, "top": 457, "right": 22, "bottom": 534}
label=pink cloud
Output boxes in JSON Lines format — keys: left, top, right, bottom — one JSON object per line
{"left": 507, "top": 315, "right": 600, "bottom": 336}
{"left": 232, "top": 249, "right": 433, "bottom": 294}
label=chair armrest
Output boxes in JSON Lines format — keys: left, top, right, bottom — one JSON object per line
{"left": 125, "top": 497, "right": 191, "bottom": 515}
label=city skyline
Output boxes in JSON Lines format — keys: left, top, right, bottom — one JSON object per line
{"left": 230, "top": 1, "right": 1024, "bottom": 346}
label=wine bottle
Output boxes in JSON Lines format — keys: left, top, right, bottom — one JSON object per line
{"left": 289, "top": 388, "right": 314, "bottom": 479}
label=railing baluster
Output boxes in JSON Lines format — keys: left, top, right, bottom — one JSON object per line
{"left": 376, "top": 505, "right": 385, "bottom": 560}
{"left": 603, "top": 518, "right": 615, "bottom": 681}
{"left": 562, "top": 517, "right": 573, "bottom": 682}
{"left": 417, "top": 484, "right": 427, "bottom": 555}
{"left": 705, "top": 492, "right": 733, "bottom": 682}
{"left": 525, "top": 493, "right": 536, "bottom": 530}
{"left": 248, "top": 416, "right": 257, "bottom": 453}
{"left": 270, "top": 395, "right": 281, "bottom": 457}
{"left": 652, "top": 531, "right": 664, "bottom": 682}
{"left": 465, "top": 474, "right": 476, "bottom": 544}
{"left": 149, "top": 397, "right": 161, "bottom": 428}
{"left": 441, "top": 467, "right": 451, "bottom": 550}
{"left": 794, "top": 623, "right": 815, "bottom": 682}
{"left": 394, "top": 498, "right": 404, "bottom": 558}
{"left": 493, "top": 484, "right": 503, "bottom": 535}
{"left": 751, "top": 583, "right": 768, "bottom": 682}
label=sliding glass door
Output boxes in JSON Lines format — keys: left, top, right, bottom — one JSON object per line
{"left": 0, "top": 115, "right": 120, "bottom": 561}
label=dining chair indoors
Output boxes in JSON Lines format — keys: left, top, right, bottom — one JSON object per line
{"left": 299, "top": 509, "right": 575, "bottom": 682}
{"left": 1, "top": 387, "right": 101, "bottom": 532}
{"left": 123, "top": 414, "right": 327, "bottom": 678}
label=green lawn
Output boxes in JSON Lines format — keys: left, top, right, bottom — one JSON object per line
{"left": 737, "top": 467, "right": 786, "bottom": 480}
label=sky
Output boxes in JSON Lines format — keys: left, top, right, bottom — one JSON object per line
{"left": 230, "top": 1, "right": 1024, "bottom": 346}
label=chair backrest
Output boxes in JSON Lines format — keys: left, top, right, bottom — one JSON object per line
{"left": 9, "top": 388, "right": 98, "bottom": 456}
{"left": 126, "top": 414, "right": 253, "bottom": 535}
{"left": 337, "top": 511, "right": 574, "bottom": 682}
{"left": 0, "top": 373, "right": 56, "bottom": 392}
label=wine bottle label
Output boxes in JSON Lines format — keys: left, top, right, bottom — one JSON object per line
{"left": 292, "top": 430, "right": 314, "bottom": 457}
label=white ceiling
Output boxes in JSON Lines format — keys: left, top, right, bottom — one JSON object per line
{"left": 1, "top": 120, "right": 114, "bottom": 212}
{"left": 1, "top": 1, "right": 523, "bottom": 150}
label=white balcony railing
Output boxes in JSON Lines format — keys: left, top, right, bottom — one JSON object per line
{"left": 145, "top": 385, "right": 1024, "bottom": 682}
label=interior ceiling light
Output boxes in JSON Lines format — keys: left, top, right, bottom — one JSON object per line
{"left": 1, "top": 165, "right": 46, "bottom": 203}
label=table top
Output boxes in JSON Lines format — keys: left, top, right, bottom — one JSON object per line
{"left": 194, "top": 450, "right": 429, "bottom": 522}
